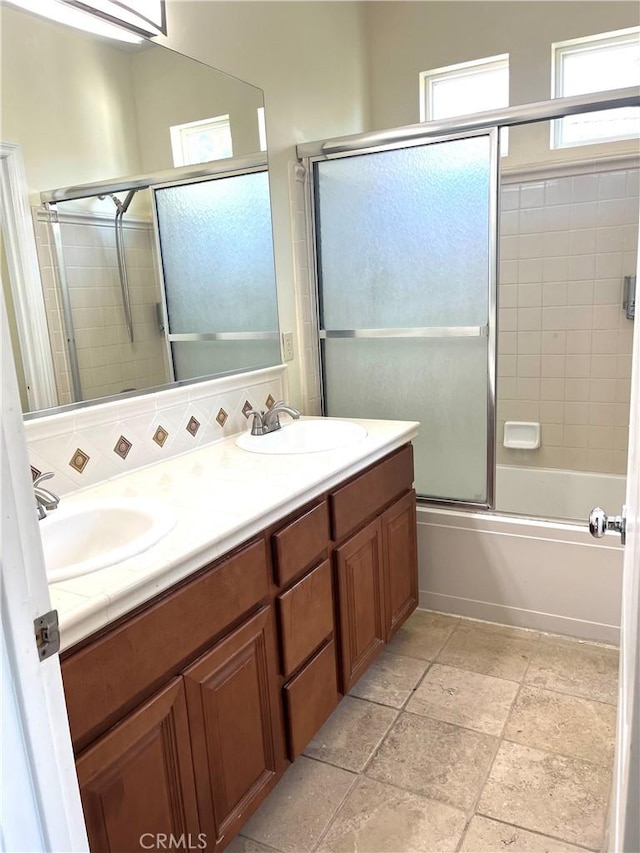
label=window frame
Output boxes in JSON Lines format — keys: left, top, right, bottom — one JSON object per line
{"left": 551, "top": 27, "right": 640, "bottom": 149}
{"left": 419, "top": 54, "right": 510, "bottom": 124}
{"left": 169, "top": 114, "right": 232, "bottom": 168}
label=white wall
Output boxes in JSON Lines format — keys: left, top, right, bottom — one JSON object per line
{"left": 161, "top": 0, "right": 370, "bottom": 409}
{"left": 364, "top": 1, "right": 639, "bottom": 168}
{"left": 0, "top": 6, "right": 143, "bottom": 199}
{"left": 0, "top": 6, "right": 265, "bottom": 200}
{"left": 131, "top": 46, "right": 264, "bottom": 172}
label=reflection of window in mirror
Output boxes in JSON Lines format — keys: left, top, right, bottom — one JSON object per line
{"left": 552, "top": 28, "right": 640, "bottom": 149}
{"left": 420, "top": 54, "right": 510, "bottom": 155}
{"left": 170, "top": 115, "right": 233, "bottom": 166}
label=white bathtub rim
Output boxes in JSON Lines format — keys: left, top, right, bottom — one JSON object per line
{"left": 418, "top": 504, "right": 623, "bottom": 548}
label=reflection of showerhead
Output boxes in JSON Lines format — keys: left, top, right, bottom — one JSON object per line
{"left": 98, "top": 190, "right": 136, "bottom": 214}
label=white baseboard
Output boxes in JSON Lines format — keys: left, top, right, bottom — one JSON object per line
{"left": 419, "top": 590, "right": 620, "bottom": 645}
{"left": 416, "top": 506, "right": 623, "bottom": 646}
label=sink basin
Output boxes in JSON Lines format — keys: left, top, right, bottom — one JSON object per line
{"left": 236, "top": 418, "right": 367, "bottom": 455}
{"left": 41, "top": 499, "right": 177, "bottom": 583}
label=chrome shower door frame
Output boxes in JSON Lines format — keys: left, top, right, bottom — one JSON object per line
{"left": 301, "top": 87, "right": 640, "bottom": 511}
{"left": 304, "top": 126, "right": 499, "bottom": 511}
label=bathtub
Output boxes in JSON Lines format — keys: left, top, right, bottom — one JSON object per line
{"left": 416, "top": 502, "right": 623, "bottom": 645}
{"left": 494, "top": 464, "right": 627, "bottom": 523}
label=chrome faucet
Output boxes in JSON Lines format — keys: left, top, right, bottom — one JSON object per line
{"left": 247, "top": 400, "right": 301, "bottom": 436}
{"left": 34, "top": 472, "right": 60, "bottom": 520}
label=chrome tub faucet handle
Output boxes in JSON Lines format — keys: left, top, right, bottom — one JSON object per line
{"left": 34, "top": 471, "right": 60, "bottom": 521}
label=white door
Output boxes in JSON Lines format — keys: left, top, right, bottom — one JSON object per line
{"left": 0, "top": 295, "right": 88, "bottom": 851}
{"left": 607, "top": 264, "right": 640, "bottom": 851}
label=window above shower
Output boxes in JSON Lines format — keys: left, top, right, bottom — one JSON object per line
{"left": 170, "top": 114, "right": 233, "bottom": 167}
{"left": 552, "top": 28, "right": 640, "bottom": 149}
{"left": 419, "top": 54, "right": 510, "bottom": 154}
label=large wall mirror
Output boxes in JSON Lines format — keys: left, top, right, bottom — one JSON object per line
{"left": 0, "top": 3, "right": 280, "bottom": 417}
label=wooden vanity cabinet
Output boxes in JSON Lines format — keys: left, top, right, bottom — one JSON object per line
{"left": 62, "top": 443, "right": 418, "bottom": 852}
{"left": 334, "top": 518, "right": 386, "bottom": 692}
{"left": 76, "top": 679, "right": 200, "bottom": 853}
{"left": 183, "top": 607, "right": 283, "bottom": 849}
{"left": 330, "top": 445, "right": 418, "bottom": 692}
{"left": 382, "top": 489, "right": 418, "bottom": 641}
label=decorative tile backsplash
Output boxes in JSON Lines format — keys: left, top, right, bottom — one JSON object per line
{"left": 24, "top": 365, "right": 287, "bottom": 496}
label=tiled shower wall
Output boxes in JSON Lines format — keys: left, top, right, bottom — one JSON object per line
{"left": 497, "top": 162, "right": 638, "bottom": 475}
{"left": 34, "top": 212, "right": 170, "bottom": 406}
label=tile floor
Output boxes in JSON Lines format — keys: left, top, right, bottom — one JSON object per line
{"left": 228, "top": 611, "right": 619, "bottom": 853}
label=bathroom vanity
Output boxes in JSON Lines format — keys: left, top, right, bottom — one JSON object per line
{"left": 55, "top": 422, "right": 419, "bottom": 852}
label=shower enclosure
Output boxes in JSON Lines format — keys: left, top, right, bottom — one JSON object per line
{"left": 312, "top": 130, "right": 497, "bottom": 508}
{"left": 297, "top": 88, "right": 637, "bottom": 643}
{"left": 37, "top": 156, "right": 278, "bottom": 406}
{"left": 300, "top": 86, "right": 638, "bottom": 522}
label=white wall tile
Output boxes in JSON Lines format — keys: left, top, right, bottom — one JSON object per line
{"left": 544, "top": 177, "right": 572, "bottom": 206}
{"left": 597, "top": 198, "right": 627, "bottom": 227}
{"left": 569, "top": 228, "right": 596, "bottom": 255}
{"left": 520, "top": 182, "right": 545, "bottom": 208}
{"left": 518, "top": 259, "right": 543, "bottom": 283}
{"left": 570, "top": 201, "right": 597, "bottom": 229}
{"left": 542, "top": 282, "right": 568, "bottom": 306}
{"left": 598, "top": 171, "right": 628, "bottom": 200}
{"left": 518, "top": 283, "right": 542, "bottom": 307}
{"left": 542, "top": 257, "right": 568, "bottom": 282}
{"left": 572, "top": 174, "right": 599, "bottom": 203}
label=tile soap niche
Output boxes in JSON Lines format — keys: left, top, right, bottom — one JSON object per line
{"left": 503, "top": 421, "right": 541, "bottom": 450}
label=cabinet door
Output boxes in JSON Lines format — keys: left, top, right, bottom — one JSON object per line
{"left": 183, "top": 607, "right": 284, "bottom": 850}
{"left": 76, "top": 678, "right": 200, "bottom": 853}
{"left": 382, "top": 490, "right": 418, "bottom": 640}
{"left": 335, "top": 518, "right": 386, "bottom": 693}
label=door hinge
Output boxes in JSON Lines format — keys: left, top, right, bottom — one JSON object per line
{"left": 34, "top": 609, "right": 60, "bottom": 661}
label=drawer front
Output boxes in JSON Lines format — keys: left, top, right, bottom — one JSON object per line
{"left": 62, "top": 538, "right": 270, "bottom": 753}
{"left": 272, "top": 500, "right": 329, "bottom": 587}
{"left": 330, "top": 445, "right": 414, "bottom": 542}
{"left": 277, "top": 560, "right": 333, "bottom": 678}
{"left": 283, "top": 639, "right": 339, "bottom": 759}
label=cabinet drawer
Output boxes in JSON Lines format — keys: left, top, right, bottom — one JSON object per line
{"left": 283, "top": 639, "right": 339, "bottom": 759}
{"left": 272, "top": 501, "right": 329, "bottom": 587}
{"left": 278, "top": 560, "right": 333, "bottom": 678}
{"left": 330, "top": 445, "right": 414, "bottom": 542}
{"left": 62, "top": 538, "right": 270, "bottom": 753}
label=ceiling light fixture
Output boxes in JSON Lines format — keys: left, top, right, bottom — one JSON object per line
{"left": 59, "top": 0, "right": 165, "bottom": 38}
{"left": 4, "top": 0, "right": 146, "bottom": 43}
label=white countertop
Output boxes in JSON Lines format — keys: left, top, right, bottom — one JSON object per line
{"left": 50, "top": 417, "right": 419, "bottom": 651}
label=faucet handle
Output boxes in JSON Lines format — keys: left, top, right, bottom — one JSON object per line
{"left": 245, "top": 409, "right": 266, "bottom": 436}
{"left": 33, "top": 471, "right": 55, "bottom": 487}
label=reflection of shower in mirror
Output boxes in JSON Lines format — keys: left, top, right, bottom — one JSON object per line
{"left": 38, "top": 157, "right": 278, "bottom": 409}
{"left": 98, "top": 191, "right": 137, "bottom": 344}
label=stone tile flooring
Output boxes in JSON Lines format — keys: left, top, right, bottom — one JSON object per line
{"left": 229, "top": 611, "right": 619, "bottom": 853}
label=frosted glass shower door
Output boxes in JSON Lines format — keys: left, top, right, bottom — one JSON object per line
{"left": 154, "top": 170, "right": 279, "bottom": 381}
{"left": 314, "top": 132, "right": 496, "bottom": 505}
